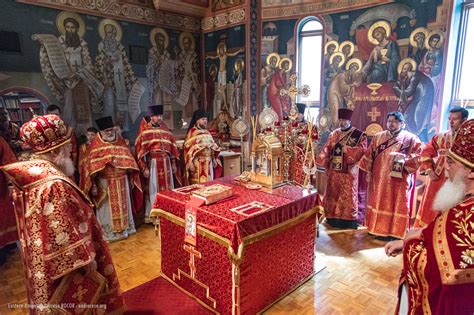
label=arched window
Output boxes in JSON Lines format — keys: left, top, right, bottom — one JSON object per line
{"left": 297, "top": 17, "right": 324, "bottom": 119}
{"left": 452, "top": 1, "right": 474, "bottom": 114}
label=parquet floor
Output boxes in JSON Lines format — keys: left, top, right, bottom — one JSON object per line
{"left": 0, "top": 223, "right": 402, "bottom": 314}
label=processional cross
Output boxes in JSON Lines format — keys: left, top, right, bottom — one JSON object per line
{"left": 184, "top": 244, "right": 202, "bottom": 279}
{"left": 279, "top": 73, "right": 311, "bottom": 120}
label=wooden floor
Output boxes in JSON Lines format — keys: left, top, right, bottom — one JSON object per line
{"left": 0, "top": 223, "right": 402, "bottom": 314}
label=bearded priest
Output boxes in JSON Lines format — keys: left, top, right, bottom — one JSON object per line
{"left": 1, "top": 114, "right": 124, "bottom": 313}
{"left": 84, "top": 116, "right": 143, "bottom": 242}
{"left": 135, "top": 105, "right": 180, "bottom": 223}
{"left": 385, "top": 119, "right": 474, "bottom": 314}
{"left": 184, "top": 109, "right": 222, "bottom": 184}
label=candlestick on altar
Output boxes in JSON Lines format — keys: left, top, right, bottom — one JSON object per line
{"left": 232, "top": 117, "right": 250, "bottom": 173}
{"left": 302, "top": 121, "right": 317, "bottom": 192}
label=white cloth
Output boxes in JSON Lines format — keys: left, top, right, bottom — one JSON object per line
{"left": 96, "top": 176, "right": 136, "bottom": 241}
{"left": 145, "top": 156, "right": 174, "bottom": 223}
{"left": 399, "top": 283, "right": 408, "bottom": 315}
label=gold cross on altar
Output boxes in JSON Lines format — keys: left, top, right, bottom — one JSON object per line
{"left": 367, "top": 106, "right": 381, "bottom": 122}
{"left": 184, "top": 244, "right": 202, "bottom": 279}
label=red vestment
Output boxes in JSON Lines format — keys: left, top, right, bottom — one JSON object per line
{"left": 135, "top": 122, "right": 180, "bottom": 190}
{"left": 359, "top": 130, "right": 421, "bottom": 238}
{"left": 78, "top": 142, "right": 90, "bottom": 192}
{"left": 84, "top": 134, "right": 143, "bottom": 223}
{"left": 398, "top": 197, "right": 474, "bottom": 314}
{"left": 1, "top": 159, "right": 124, "bottom": 314}
{"left": 318, "top": 127, "right": 367, "bottom": 227}
{"left": 184, "top": 127, "right": 222, "bottom": 185}
{"left": 0, "top": 136, "right": 17, "bottom": 248}
{"left": 414, "top": 131, "right": 452, "bottom": 227}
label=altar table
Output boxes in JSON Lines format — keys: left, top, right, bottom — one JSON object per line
{"left": 151, "top": 177, "right": 322, "bottom": 314}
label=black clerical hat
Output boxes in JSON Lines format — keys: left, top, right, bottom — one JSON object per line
{"left": 95, "top": 116, "right": 114, "bottom": 131}
{"left": 338, "top": 108, "right": 353, "bottom": 120}
{"left": 148, "top": 105, "right": 163, "bottom": 116}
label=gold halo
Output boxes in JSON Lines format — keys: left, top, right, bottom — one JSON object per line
{"left": 56, "top": 11, "right": 86, "bottom": 37}
{"left": 424, "top": 30, "right": 445, "bottom": 49}
{"left": 234, "top": 58, "right": 245, "bottom": 71}
{"left": 409, "top": 27, "right": 428, "bottom": 48}
{"left": 324, "top": 40, "right": 339, "bottom": 54}
{"left": 266, "top": 52, "right": 281, "bottom": 66}
{"left": 398, "top": 57, "right": 417, "bottom": 74}
{"left": 179, "top": 32, "right": 195, "bottom": 51}
{"left": 278, "top": 57, "right": 292, "bottom": 72}
{"left": 345, "top": 58, "right": 362, "bottom": 71}
{"left": 339, "top": 41, "right": 355, "bottom": 57}
{"left": 365, "top": 123, "right": 383, "bottom": 137}
{"left": 98, "top": 19, "right": 123, "bottom": 42}
{"left": 217, "top": 42, "right": 227, "bottom": 55}
{"left": 368, "top": 20, "right": 391, "bottom": 45}
{"left": 149, "top": 27, "right": 169, "bottom": 48}
{"left": 329, "top": 52, "right": 345, "bottom": 68}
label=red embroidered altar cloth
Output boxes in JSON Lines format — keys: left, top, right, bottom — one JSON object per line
{"left": 152, "top": 177, "right": 322, "bottom": 315}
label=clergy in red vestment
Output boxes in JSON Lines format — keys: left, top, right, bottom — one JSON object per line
{"left": 83, "top": 116, "right": 143, "bottom": 242}
{"left": 78, "top": 127, "right": 97, "bottom": 192}
{"left": 135, "top": 105, "right": 180, "bottom": 223}
{"left": 385, "top": 119, "right": 474, "bottom": 314}
{"left": 0, "top": 114, "right": 124, "bottom": 313}
{"left": 358, "top": 111, "right": 421, "bottom": 240}
{"left": 317, "top": 109, "right": 367, "bottom": 229}
{"left": 184, "top": 109, "right": 222, "bottom": 185}
{"left": 414, "top": 106, "right": 469, "bottom": 227}
{"left": 0, "top": 135, "right": 17, "bottom": 265}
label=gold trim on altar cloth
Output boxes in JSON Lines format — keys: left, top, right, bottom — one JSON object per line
{"left": 161, "top": 274, "right": 220, "bottom": 314}
{"left": 230, "top": 201, "right": 273, "bottom": 217}
{"left": 172, "top": 268, "right": 217, "bottom": 309}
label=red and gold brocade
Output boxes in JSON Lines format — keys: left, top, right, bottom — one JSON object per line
{"left": 276, "top": 121, "right": 318, "bottom": 186}
{"left": 1, "top": 160, "right": 124, "bottom": 314}
{"left": 84, "top": 134, "right": 143, "bottom": 218}
{"left": 184, "top": 127, "right": 222, "bottom": 185}
{"left": 398, "top": 197, "right": 474, "bottom": 314}
{"left": 0, "top": 136, "right": 17, "bottom": 248}
{"left": 414, "top": 131, "right": 453, "bottom": 228}
{"left": 78, "top": 142, "right": 90, "bottom": 192}
{"left": 317, "top": 127, "right": 367, "bottom": 222}
{"left": 135, "top": 122, "right": 181, "bottom": 190}
{"left": 358, "top": 130, "right": 421, "bottom": 238}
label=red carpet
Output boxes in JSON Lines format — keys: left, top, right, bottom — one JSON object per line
{"left": 123, "top": 277, "right": 213, "bottom": 314}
